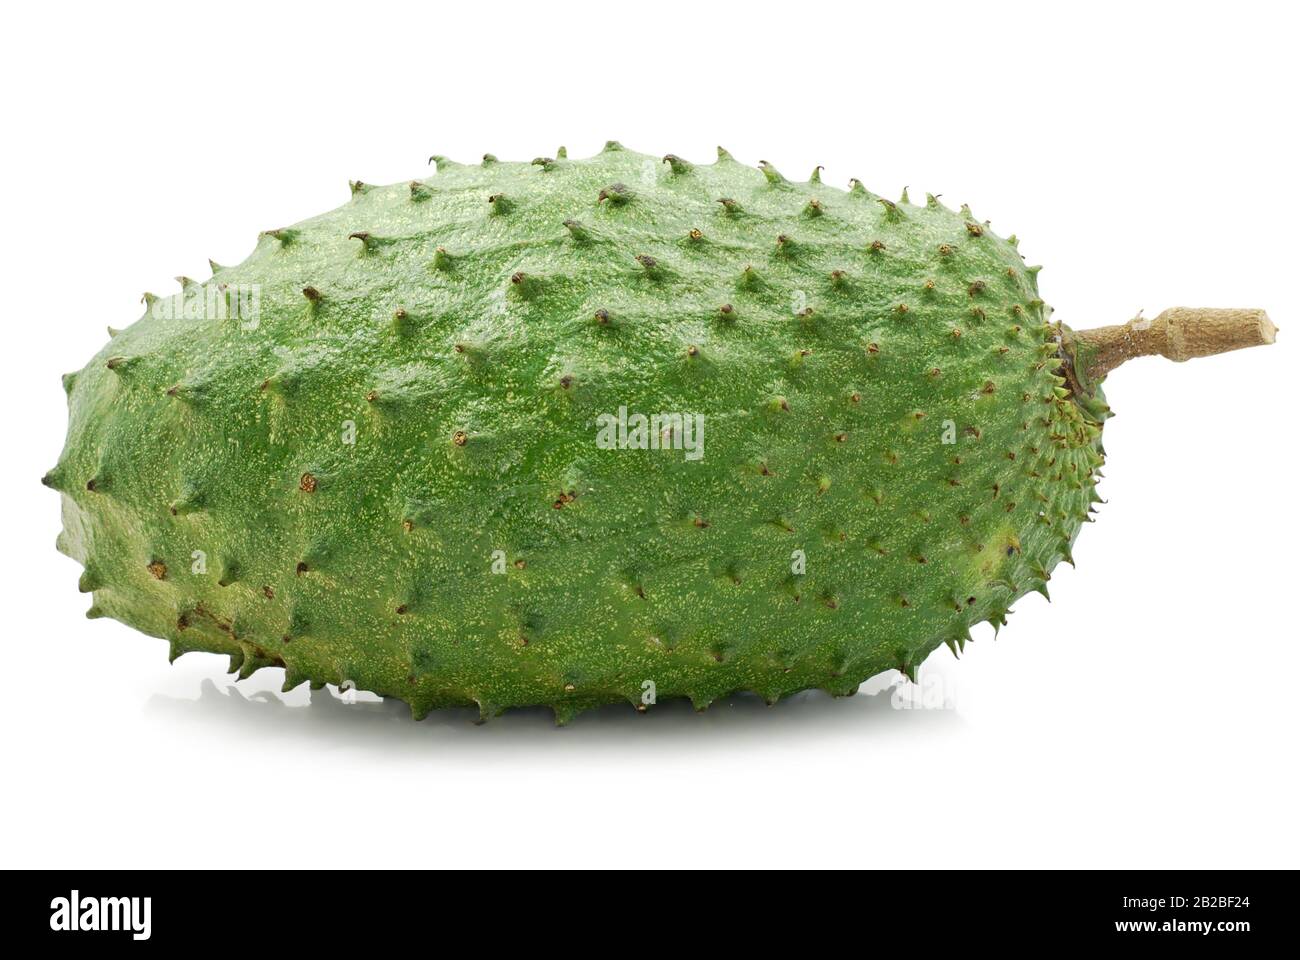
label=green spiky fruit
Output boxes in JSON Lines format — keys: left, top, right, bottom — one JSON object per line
{"left": 47, "top": 143, "right": 1115, "bottom": 723}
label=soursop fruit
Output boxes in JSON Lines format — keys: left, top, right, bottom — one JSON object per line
{"left": 44, "top": 144, "right": 1276, "bottom": 722}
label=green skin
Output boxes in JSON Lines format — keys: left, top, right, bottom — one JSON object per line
{"left": 46, "top": 144, "right": 1106, "bottom": 723}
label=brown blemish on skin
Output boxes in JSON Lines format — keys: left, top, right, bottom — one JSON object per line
{"left": 191, "top": 603, "right": 234, "bottom": 636}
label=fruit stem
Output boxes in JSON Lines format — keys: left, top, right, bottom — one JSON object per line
{"left": 1070, "top": 307, "right": 1276, "bottom": 381}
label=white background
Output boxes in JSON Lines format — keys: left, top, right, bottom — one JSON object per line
{"left": 2, "top": 1, "right": 1295, "bottom": 869}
